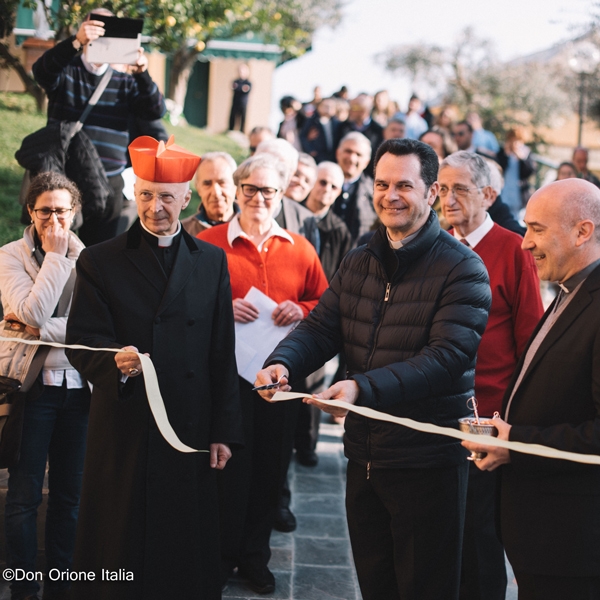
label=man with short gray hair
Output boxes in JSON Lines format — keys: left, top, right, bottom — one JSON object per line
{"left": 572, "top": 146, "right": 600, "bottom": 188}
{"left": 286, "top": 153, "right": 318, "bottom": 202}
{"left": 181, "top": 151, "right": 238, "bottom": 237}
{"left": 248, "top": 126, "right": 275, "bottom": 155}
{"left": 383, "top": 117, "right": 406, "bottom": 141}
{"left": 334, "top": 132, "right": 377, "bottom": 245}
{"left": 305, "top": 161, "right": 351, "bottom": 282}
{"left": 439, "top": 150, "right": 543, "bottom": 600}
{"left": 464, "top": 178, "right": 600, "bottom": 600}
{"left": 335, "top": 93, "right": 384, "bottom": 174}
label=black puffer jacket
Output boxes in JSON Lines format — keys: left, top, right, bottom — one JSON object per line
{"left": 266, "top": 211, "right": 491, "bottom": 469}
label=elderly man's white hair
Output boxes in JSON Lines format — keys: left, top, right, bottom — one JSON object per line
{"left": 200, "top": 151, "right": 237, "bottom": 172}
{"left": 317, "top": 161, "right": 345, "bottom": 187}
{"left": 339, "top": 131, "right": 372, "bottom": 155}
{"left": 256, "top": 138, "right": 299, "bottom": 189}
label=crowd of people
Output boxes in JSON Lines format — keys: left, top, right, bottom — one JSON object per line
{"left": 3, "top": 10, "right": 600, "bottom": 600}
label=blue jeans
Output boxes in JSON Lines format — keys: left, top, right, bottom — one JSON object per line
{"left": 5, "top": 382, "right": 90, "bottom": 599}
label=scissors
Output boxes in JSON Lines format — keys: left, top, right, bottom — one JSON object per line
{"left": 252, "top": 375, "right": 285, "bottom": 392}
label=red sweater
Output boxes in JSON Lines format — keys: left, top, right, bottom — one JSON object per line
{"left": 468, "top": 224, "right": 544, "bottom": 416}
{"left": 198, "top": 223, "right": 328, "bottom": 316}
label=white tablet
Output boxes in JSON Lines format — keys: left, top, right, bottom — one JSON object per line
{"left": 87, "top": 34, "right": 141, "bottom": 65}
{"left": 86, "top": 15, "right": 144, "bottom": 65}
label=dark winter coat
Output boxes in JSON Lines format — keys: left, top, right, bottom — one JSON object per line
{"left": 300, "top": 114, "right": 340, "bottom": 163}
{"left": 500, "top": 264, "right": 600, "bottom": 577}
{"left": 312, "top": 208, "right": 352, "bottom": 282}
{"left": 333, "top": 172, "right": 377, "bottom": 246}
{"left": 266, "top": 212, "right": 491, "bottom": 469}
{"left": 65, "top": 222, "right": 242, "bottom": 600}
{"left": 487, "top": 194, "right": 526, "bottom": 236}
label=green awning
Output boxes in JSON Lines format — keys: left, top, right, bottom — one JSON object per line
{"left": 200, "top": 36, "right": 282, "bottom": 63}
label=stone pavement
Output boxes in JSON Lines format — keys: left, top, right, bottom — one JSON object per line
{"left": 223, "top": 418, "right": 519, "bottom": 600}
{"left": 223, "top": 420, "right": 361, "bottom": 600}
{"left": 0, "top": 420, "right": 518, "bottom": 600}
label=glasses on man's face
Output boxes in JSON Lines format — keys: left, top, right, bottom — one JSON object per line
{"left": 33, "top": 208, "right": 72, "bottom": 221}
{"left": 438, "top": 185, "right": 483, "bottom": 199}
{"left": 452, "top": 130, "right": 468, "bottom": 137}
{"left": 240, "top": 184, "right": 279, "bottom": 200}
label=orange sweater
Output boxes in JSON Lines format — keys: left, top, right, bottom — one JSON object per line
{"left": 198, "top": 223, "right": 328, "bottom": 316}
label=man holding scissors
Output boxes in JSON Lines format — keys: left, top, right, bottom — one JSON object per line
{"left": 256, "top": 138, "right": 491, "bottom": 600}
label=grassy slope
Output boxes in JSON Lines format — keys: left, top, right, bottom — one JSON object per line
{"left": 0, "top": 92, "right": 247, "bottom": 246}
{"left": 0, "top": 94, "right": 45, "bottom": 246}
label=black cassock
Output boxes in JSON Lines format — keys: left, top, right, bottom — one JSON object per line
{"left": 66, "top": 222, "right": 243, "bottom": 600}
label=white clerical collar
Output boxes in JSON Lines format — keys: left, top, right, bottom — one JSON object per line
{"left": 140, "top": 220, "right": 181, "bottom": 247}
{"left": 227, "top": 213, "right": 294, "bottom": 251}
{"left": 387, "top": 227, "right": 422, "bottom": 249}
{"left": 81, "top": 53, "right": 109, "bottom": 75}
{"left": 453, "top": 213, "right": 494, "bottom": 249}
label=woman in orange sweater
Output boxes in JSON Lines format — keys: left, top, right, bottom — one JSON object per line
{"left": 198, "top": 153, "right": 327, "bottom": 595}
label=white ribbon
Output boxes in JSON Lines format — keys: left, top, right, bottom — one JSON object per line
{"left": 5, "top": 334, "right": 600, "bottom": 464}
{"left": 272, "top": 391, "right": 600, "bottom": 466}
{"left": 0, "top": 336, "right": 206, "bottom": 453}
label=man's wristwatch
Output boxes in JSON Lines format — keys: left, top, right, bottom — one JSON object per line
{"left": 72, "top": 35, "right": 82, "bottom": 51}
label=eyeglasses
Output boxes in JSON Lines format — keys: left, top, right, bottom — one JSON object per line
{"left": 452, "top": 130, "right": 468, "bottom": 137}
{"left": 240, "top": 184, "right": 279, "bottom": 200}
{"left": 438, "top": 185, "right": 483, "bottom": 199}
{"left": 32, "top": 208, "right": 72, "bottom": 220}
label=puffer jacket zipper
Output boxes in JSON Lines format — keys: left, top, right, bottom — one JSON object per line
{"left": 364, "top": 280, "right": 392, "bottom": 479}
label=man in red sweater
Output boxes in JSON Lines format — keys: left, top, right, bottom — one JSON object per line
{"left": 439, "top": 151, "right": 544, "bottom": 600}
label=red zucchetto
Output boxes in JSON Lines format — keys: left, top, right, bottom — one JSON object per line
{"left": 129, "top": 135, "right": 201, "bottom": 183}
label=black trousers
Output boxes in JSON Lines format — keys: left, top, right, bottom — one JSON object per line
{"left": 346, "top": 459, "right": 468, "bottom": 600}
{"left": 459, "top": 464, "right": 507, "bottom": 600}
{"left": 218, "top": 379, "right": 300, "bottom": 577}
{"left": 515, "top": 572, "right": 600, "bottom": 600}
{"left": 78, "top": 174, "right": 124, "bottom": 246}
{"left": 278, "top": 369, "right": 326, "bottom": 511}
{"left": 293, "top": 366, "right": 326, "bottom": 453}
{"left": 228, "top": 101, "right": 248, "bottom": 132}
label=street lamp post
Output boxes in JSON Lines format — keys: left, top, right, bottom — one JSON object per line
{"left": 568, "top": 41, "right": 600, "bottom": 147}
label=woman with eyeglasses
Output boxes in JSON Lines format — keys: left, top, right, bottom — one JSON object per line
{"left": 0, "top": 171, "right": 89, "bottom": 600}
{"left": 198, "top": 153, "right": 328, "bottom": 595}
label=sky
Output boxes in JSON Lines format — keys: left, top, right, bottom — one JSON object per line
{"left": 269, "top": 0, "right": 595, "bottom": 129}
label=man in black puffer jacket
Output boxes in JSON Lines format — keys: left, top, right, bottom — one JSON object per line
{"left": 257, "top": 138, "right": 491, "bottom": 600}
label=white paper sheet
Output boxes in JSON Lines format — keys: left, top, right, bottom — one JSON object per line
{"left": 234, "top": 287, "right": 294, "bottom": 384}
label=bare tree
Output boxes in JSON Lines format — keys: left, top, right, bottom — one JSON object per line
{"left": 378, "top": 26, "right": 570, "bottom": 138}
